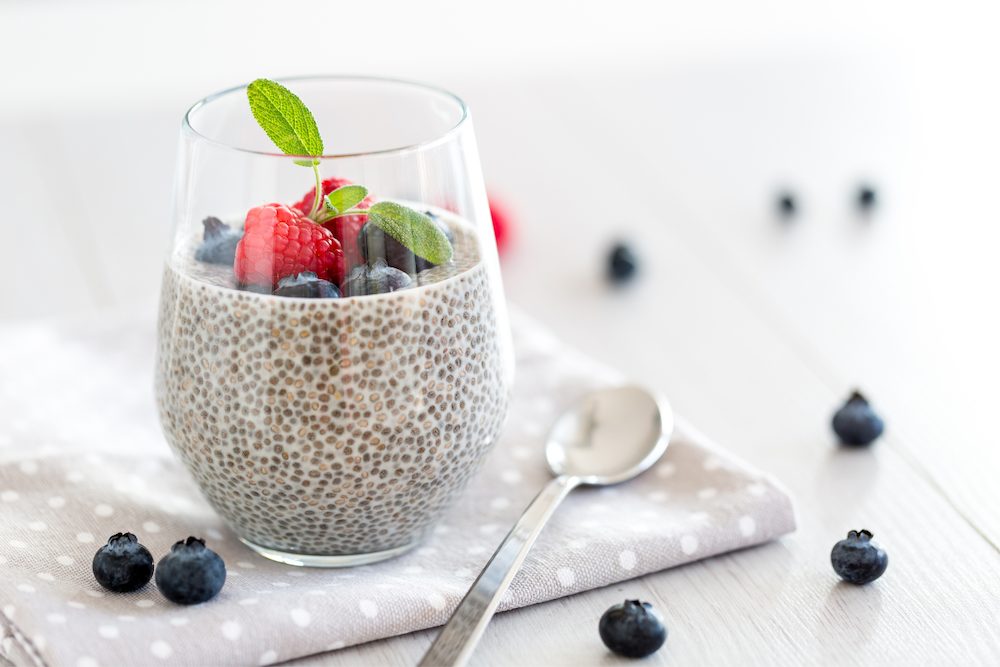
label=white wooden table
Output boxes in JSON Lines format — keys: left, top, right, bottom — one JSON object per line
{"left": 2, "top": 60, "right": 1000, "bottom": 664}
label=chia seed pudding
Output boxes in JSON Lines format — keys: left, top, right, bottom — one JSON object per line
{"left": 154, "top": 211, "right": 512, "bottom": 559}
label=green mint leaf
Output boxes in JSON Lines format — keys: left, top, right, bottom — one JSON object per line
{"left": 246, "top": 79, "right": 324, "bottom": 162}
{"left": 366, "top": 202, "right": 453, "bottom": 265}
{"left": 324, "top": 185, "right": 368, "bottom": 215}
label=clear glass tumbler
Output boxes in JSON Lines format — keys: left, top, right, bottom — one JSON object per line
{"left": 155, "top": 76, "right": 514, "bottom": 566}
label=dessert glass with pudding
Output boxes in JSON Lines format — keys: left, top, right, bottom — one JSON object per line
{"left": 155, "top": 77, "right": 514, "bottom": 566}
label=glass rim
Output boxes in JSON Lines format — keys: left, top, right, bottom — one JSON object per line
{"left": 181, "top": 75, "right": 470, "bottom": 160}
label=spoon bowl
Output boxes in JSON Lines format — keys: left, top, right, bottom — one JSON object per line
{"left": 546, "top": 386, "right": 672, "bottom": 485}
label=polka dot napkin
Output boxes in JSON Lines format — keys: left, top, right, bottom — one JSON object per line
{"left": 0, "top": 310, "right": 795, "bottom": 667}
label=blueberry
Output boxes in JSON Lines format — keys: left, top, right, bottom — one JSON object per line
{"left": 342, "top": 259, "right": 413, "bottom": 297}
{"left": 273, "top": 272, "right": 340, "bottom": 298}
{"left": 832, "top": 390, "right": 884, "bottom": 446}
{"left": 607, "top": 243, "right": 638, "bottom": 283}
{"left": 777, "top": 191, "right": 797, "bottom": 219}
{"left": 92, "top": 532, "right": 154, "bottom": 593}
{"left": 598, "top": 599, "right": 667, "bottom": 658}
{"left": 857, "top": 185, "right": 878, "bottom": 213}
{"left": 154, "top": 536, "right": 226, "bottom": 605}
{"left": 357, "top": 211, "right": 454, "bottom": 274}
{"left": 357, "top": 223, "right": 417, "bottom": 274}
{"left": 194, "top": 216, "right": 242, "bottom": 265}
{"left": 831, "top": 529, "right": 888, "bottom": 584}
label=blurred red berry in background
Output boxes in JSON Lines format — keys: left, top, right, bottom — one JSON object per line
{"left": 488, "top": 194, "right": 513, "bottom": 255}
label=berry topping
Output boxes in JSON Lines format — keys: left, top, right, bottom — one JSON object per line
{"left": 357, "top": 211, "right": 455, "bottom": 274}
{"left": 293, "top": 177, "right": 374, "bottom": 267}
{"left": 831, "top": 529, "right": 888, "bottom": 585}
{"left": 234, "top": 203, "right": 344, "bottom": 287}
{"left": 92, "top": 532, "right": 155, "bottom": 593}
{"left": 274, "top": 271, "right": 341, "bottom": 298}
{"left": 324, "top": 213, "right": 370, "bottom": 271}
{"left": 155, "top": 536, "right": 226, "bottom": 605}
{"left": 244, "top": 79, "right": 454, "bottom": 287}
{"left": 608, "top": 242, "right": 638, "bottom": 283}
{"left": 342, "top": 259, "right": 412, "bottom": 297}
{"left": 194, "top": 216, "right": 243, "bottom": 265}
{"left": 599, "top": 599, "right": 668, "bottom": 658}
{"left": 832, "top": 390, "right": 884, "bottom": 446}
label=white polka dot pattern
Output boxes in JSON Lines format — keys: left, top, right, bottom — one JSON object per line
{"left": 490, "top": 497, "right": 511, "bottom": 510}
{"left": 359, "top": 600, "right": 379, "bottom": 619}
{"left": 150, "top": 640, "right": 173, "bottom": 659}
{"left": 0, "top": 311, "right": 794, "bottom": 667}
{"left": 221, "top": 620, "right": 242, "bottom": 641}
{"left": 697, "top": 487, "right": 718, "bottom": 500}
{"left": 556, "top": 567, "right": 576, "bottom": 586}
{"left": 500, "top": 469, "right": 523, "bottom": 485}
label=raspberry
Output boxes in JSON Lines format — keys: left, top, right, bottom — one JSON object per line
{"left": 234, "top": 203, "right": 344, "bottom": 287}
{"left": 325, "top": 213, "right": 370, "bottom": 270}
{"left": 292, "top": 177, "right": 374, "bottom": 268}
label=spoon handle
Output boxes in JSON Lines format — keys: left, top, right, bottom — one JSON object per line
{"left": 418, "top": 475, "right": 579, "bottom": 667}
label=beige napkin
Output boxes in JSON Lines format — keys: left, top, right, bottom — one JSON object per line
{"left": 0, "top": 311, "right": 795, "bottom": 667}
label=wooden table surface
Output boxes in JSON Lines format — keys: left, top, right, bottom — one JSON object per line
{"left": 2, "top": 59, "right": 999, "bottom": 665}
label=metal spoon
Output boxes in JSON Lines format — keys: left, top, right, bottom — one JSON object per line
{"left": 419, "top": 385, "right": 673, "bottom": 667}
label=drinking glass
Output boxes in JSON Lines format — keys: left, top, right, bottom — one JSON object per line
{"left": 155, "top": 76, "right": 514, "bottom": 566}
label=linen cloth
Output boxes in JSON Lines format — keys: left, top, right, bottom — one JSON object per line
{"left": 0, "top": 311, "right": 795, "bottom": 667}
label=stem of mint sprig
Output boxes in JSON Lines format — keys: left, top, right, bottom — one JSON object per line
{"left": 315, "top": 184, "right": 370, "bottom": 223}
{"left": 246, "top": 78, "right": 453, "bottom": 266}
